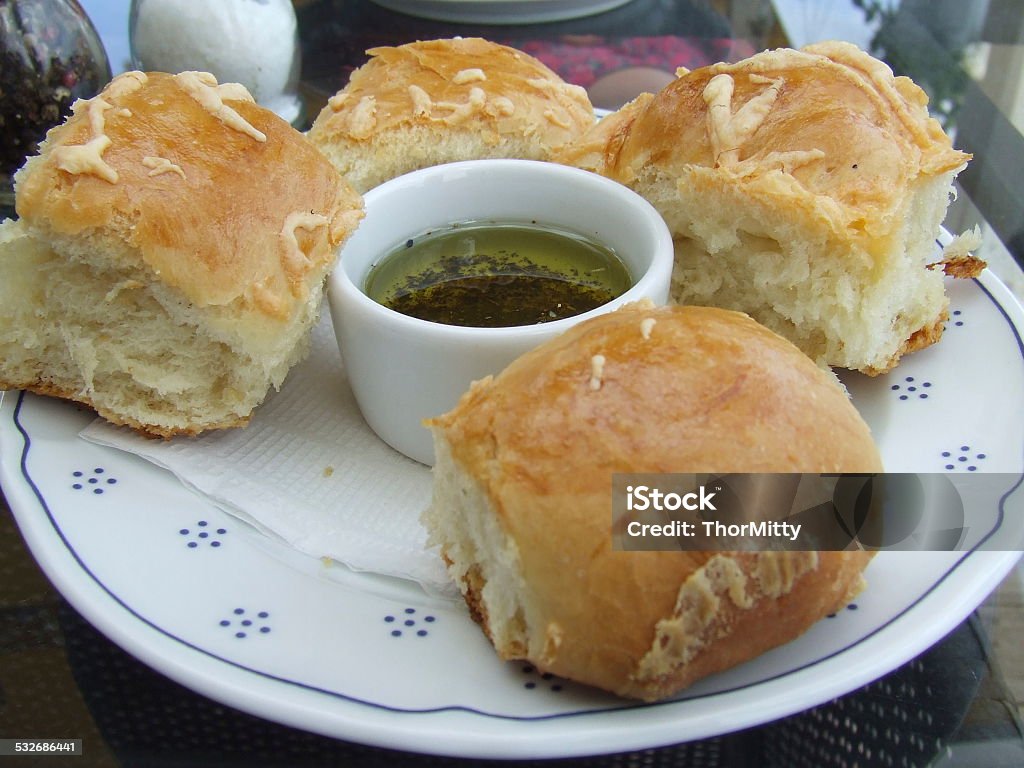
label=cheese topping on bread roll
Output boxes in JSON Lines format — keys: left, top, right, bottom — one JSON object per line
{"left": 1, "top": 70, "right": 363, "bottom": 437}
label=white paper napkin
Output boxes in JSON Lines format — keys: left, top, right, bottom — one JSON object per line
{"left": 79, "top": 308, "right": 455, "bottom": 594}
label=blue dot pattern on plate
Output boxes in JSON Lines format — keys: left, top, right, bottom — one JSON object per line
{"left": 826, "top": 602, "right": 861, "bottom": 619}
{"left": 384, "top": 607, "right": 436, "bottom": 638}
{"left": 949, "top": 309, "right": 965, "bottom": 328}
{"left": 941, "top": 445, "right": 987, "bottom": 472}
{"left": 520, "top": 664, "right": 566, "bottom": 693}
{"left": 178, "top": 520, "right": 228, "bottom": 549}
{"left": 219, "top": 608, "right": 271, "bottom": 639}
{"left": 890, "top": 376, "right": 932, "bottom": 401}
{"left": 71, "top": 467, "right": 118, "bottom": 494}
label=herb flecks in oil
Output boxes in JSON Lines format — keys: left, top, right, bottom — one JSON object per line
{"left": 365, "top": 221, "right": 632, "bottom": 328}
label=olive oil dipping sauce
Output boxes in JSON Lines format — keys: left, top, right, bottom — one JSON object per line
{"left": 363, "top": 221, "right": 633, "bottom": 328}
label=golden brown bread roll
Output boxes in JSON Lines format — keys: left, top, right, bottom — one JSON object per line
{"left": 307, "top": 37, "right": 595, "bottom": 193}
{"left": 557, "top": 42, "right": 983, "bottom": 375}
{"left": 0, "top": 70, "right": 363, "bottom": 436}
{"left": 423, "top": 303, "right": 882, "bottom": 701}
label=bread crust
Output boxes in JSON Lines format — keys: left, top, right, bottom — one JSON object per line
{"left": 561, "top": 42, "right": 968, "bottom": 225}
{"left": 307, "top": 38, "right": 594, "bottom": 191}
{"left": 0, "top": 380, "right": 246, "bottom": 438}
{"left": 437, "top": 303, "right": 883, "bottom": 476}
{"left": 15, "top": 71, "right": 363, "bottom": 325}
{"left": 427, "top": 303, "right": 882, "bottom": 700}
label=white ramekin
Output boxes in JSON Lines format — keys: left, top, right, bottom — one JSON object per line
{"left": 328, "top": 159, "right": 673, "bottom": 465}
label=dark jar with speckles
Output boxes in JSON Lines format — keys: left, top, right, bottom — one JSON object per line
{"left": 0, "top": 0, "right": 111, "bottom": 210}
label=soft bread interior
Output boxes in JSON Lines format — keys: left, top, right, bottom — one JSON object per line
{"left": 423, "top": 430, "right": 531, "bottom": 658}
{"left": 0, "top": 220, "right": 314, "bottom": 434}
{"left": 636, "top": 167, "right": 956, "bottom": 374}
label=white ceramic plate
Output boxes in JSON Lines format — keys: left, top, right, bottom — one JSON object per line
{"left": 367, "top": 0, "right": 636, "bottom": 25}
{"left": 2, "top": 262, "right": 1023, "bottom": 759}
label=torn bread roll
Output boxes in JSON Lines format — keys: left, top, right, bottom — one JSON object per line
{"left": 423, "top": 303, "right": 882, "bottom": 701}
{"left": 307, "top": 37, "right": 595, "bottom": 193}
{"left": 557, "top": 42, "right": 983, "bottom": 375}
{"left": 0, "top": 70, "right": 363, "bottom": 437}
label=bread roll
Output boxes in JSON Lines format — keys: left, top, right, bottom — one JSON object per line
{"left": 307, "top": 38, "right": 595, "bottom": 193}
{"left": 423, "top": 303, "right": 882, "bottom": 701}
{"left": 557, "top": 42, "right": 983, "bottom": 375}
{"left": 0, "top": 70, "right": 363, "bottom": 436}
